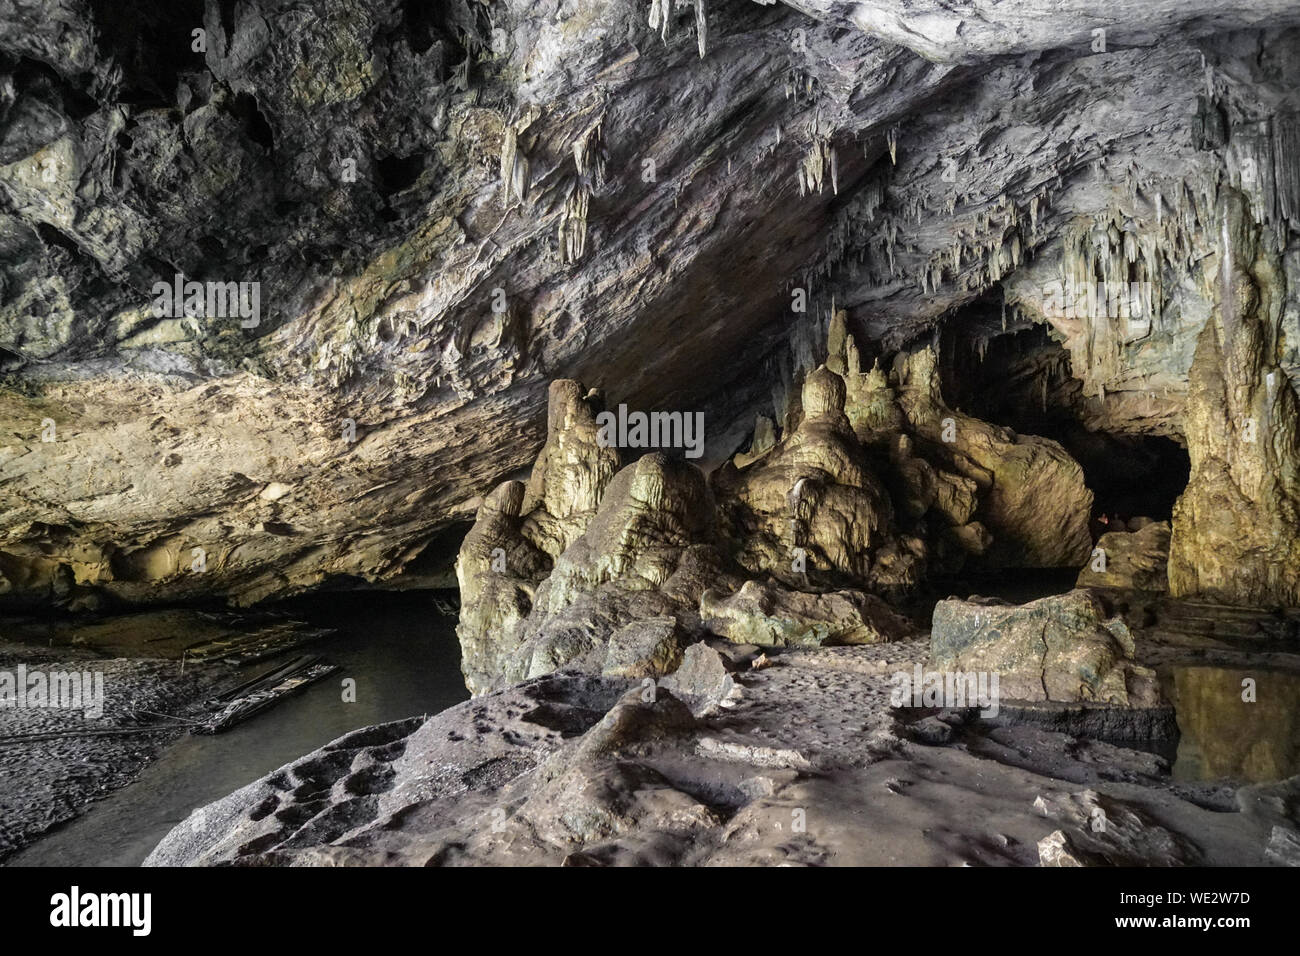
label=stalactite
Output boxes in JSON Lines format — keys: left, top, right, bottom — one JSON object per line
{"left": 557, "top": 182, "right": 590, "bottom": 264}
{"left": 648, "top": 0, "right": 671, "bottom": 43}
{"left": 695, "top": 0, "right": 707, "bottom": 57}
{"left": 572, "top": 120, "right": 607, "bottom": 190}
{"left": 499, "top": 126, "right": 529, "bottom": 205}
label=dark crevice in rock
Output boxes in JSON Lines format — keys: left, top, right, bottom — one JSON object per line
{"left": 231, "top": 91, "right": 275, "bottom": 152}
{"left": 87, "top": 0, "right": 208, "bottom": 108}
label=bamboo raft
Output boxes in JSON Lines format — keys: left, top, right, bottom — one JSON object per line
{"left": 193, "top": 654, "right": 339, "bottom": 734}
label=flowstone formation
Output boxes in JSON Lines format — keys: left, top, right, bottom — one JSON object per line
{"left": 1168, "top": 191, "right": 1300, "bottom": 609}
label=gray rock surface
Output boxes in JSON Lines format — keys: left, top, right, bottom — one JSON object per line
{"left": 144, "top": 637, "right": 1293, "bottom": 867}
{"left": 3, "top": 2, "right": 1299, "bottom": 610}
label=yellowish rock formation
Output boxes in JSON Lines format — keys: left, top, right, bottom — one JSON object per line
{"left": 1076, "top": 521, "right": 1171, "bottom": 592}
{"left": 712, "top": 365, "right": 906, "bottom": 590}
{"left": 1168, "top": 190, "right": 1300, "bottom": 608}
{"left": 893, "top": 346, "right": 1093, "bottom": 568}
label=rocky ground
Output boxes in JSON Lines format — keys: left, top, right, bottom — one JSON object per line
{"left": 147, "top": 606, "right": 1300, "bottom": 867}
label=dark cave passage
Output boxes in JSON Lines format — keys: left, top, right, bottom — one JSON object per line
{"left": 87, "top": 0, "right": 208, "bottom": 108}
{"left": 939, "top": 295, "right": 1190, "bottom": 527}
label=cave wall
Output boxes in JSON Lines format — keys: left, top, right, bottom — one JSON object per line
{"left": 1, "top": 0, "right": 1299, "bottom": 609}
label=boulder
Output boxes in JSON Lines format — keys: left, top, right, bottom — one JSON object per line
{"left": 601, "top": 617, "right": 686, "bottom": 679}
{"left": 1076, "top": 521, "right": 1171, "bottom": 591}
{"left": 930, "top": 589, "right": 1161, "bottom": 706}
{"left": 701, "top": 578, "right": 917, "bottom": 647}
{"left": 662, "top": 641, "right": 737, "bottom": 710}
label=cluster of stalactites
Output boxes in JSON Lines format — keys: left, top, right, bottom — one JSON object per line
{"left": 558, "top": 181, "right": 590, "bottom": 264}
{"left": 572, "top": 120, "right": 607, "bottom": 190}
{"left": 797, "top": 136, "right": 837, "bottom": 198}
{"left": 816, "top": 177, "right": 1054, "bottom": 296}
{"left": 794, "top": 110, "right": 840, "bottom": 199}
{"left": 648, "top": 0, "right": 708, "bottom": 56}
{"left": 556, "top": 121, "right": 608, "bottom": 264}
{"left": 918, "top": 190, "right": 1046, "bottom": 296}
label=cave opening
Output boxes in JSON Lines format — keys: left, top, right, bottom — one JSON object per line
{"left": 376, "top": 151, "right": 427, "bottom": 196}
{"left": 938, "top": 293, "right": 1191, "bottom": 527}
{"left": 87, "top": 0, "right": 207, "bottom": 108}
{"left": 232, "top": 92, "right": 275, "bottom": 152}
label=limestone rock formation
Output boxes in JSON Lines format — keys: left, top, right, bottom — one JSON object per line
{"left": 1076, "top": 521, "right": 1171, "bottom": 592}
{"left": 1168, "top": 191, "right": 1300, "bottom": 608}
{"left": 894, "top": 347, "right": 1093, "bottom": 568}
{"left": 495, "top": 452, "right": 733, "bottom": 687}
{"left": 519, "top": 381, "right": 623, "bottom": 560}
{"left": 930, "top": 589, "right": 1161, "bottom": 707}
{"left": 456, "top": 377, "right": 742, "bottom": 694}
{"left": 455, "top": 380, "right": 619, "bottom": 694}
{"left": 712, "top": 365, "right": 906, "bottom": 590}
{"left": 830, "top": 310, "right": 992, "bottom": 575}
{"left": 701, "top": 578, "right": 916, "bottom": 647}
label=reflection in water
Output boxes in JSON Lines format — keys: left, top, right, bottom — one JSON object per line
{"left": 9, "top": 592, "right": 467, "bottom": 867}
{"left": 1165, "top": 665, "right": 1300, "bottom": 783}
